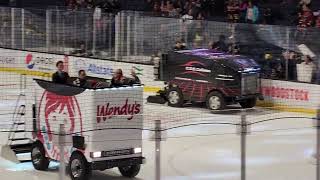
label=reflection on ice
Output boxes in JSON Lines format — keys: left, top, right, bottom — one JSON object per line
{"left": 262, "top": 138, "right": 313, "bottom": 145}
{"left": 0, "top": 160, "right": 59, "bottom": 172}
{"left": 215, "top": 156, "right": 280, "bottom": 166}
{"left": 166, "top": 172, "right": 240, "bottom": 180}
{"left": 272, "top": 129, "right": 314, "bottom": 136}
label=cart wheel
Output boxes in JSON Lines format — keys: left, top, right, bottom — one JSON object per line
{"left": 69, "top": 152, "right": 92, "bottom": 180}
{"left": 167, "top": 87, "right": 184, "bottom": 107}
{"left": 206, "top": 91, "right": 225, "bottom": 110}
{"left": 240, "top": 98, "right": 256, "bottom": 108}
{"left": 31, "top": 142, "right": 49, "bottom": 171}
{"left": 119, "top": 164, "right": 141, "bottom": 178}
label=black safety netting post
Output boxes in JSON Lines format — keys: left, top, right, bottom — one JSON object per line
{"left": 316, "top": 109, "right": 320, "bottom": 180}
{"left": 237, "top": 109, "right": 250, "bottom": 180}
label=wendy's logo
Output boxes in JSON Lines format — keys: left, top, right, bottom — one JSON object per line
{"left": 37, "top": 91, "right": 83, "bottom": 160}
{"left": 96, "top": 99, "right": 141, "bottom": 122}
{"left": 180, "top": 61, "right": 211, "bottom": 77}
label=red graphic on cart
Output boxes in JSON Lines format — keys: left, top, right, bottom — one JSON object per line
{"left": 37, "top": 91, "right": 83, "bottom": 160}
{"left": 180, "top": 61, "right": 211, "bottom": 77}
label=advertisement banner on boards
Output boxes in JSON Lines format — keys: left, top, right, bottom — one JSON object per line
{"left": 0, "top": 48, "right": 24, "bottom": 68}
{"left": 0, "top": 48, "right": 69, "bottom": 73}
{"left": 261, "top": 79, "right": 320, "bottom": 110}
{"left": 24, "top": 52, "right": 68, "bottom": 73}
{"left": 69, "top": 56, "right": 156, "bottom": 86}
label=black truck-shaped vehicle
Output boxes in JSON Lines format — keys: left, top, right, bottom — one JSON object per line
{"left": 152, "top": 49, "right": 262, "bottom": 110}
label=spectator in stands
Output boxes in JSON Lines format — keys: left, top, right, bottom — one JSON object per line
{"left": 239, "top": 0, "right": 249, "bottom": 22}
{"left": 73, "top": 70, "right": 89, "bottom": 87}
{"left": 174, "top": 38, "right": 187, "bottom": 50}
{"left": 211, "top": 35, "right": 228, "bottom": 52}
{"left": 228, "top": 42, "right": 240, "bottom": 54}
{"left": 287, "top": 51, "right": 298, "bottom": 81}
{"left": 144, "top": 0, "right": 154, "bottom": 11}
{"left": 129, "top": 69, "right": 141, "bottom": 85}
{"left": 193, "top": 33, "right": 204, "bottom": 49}
{"left": 153, "top": 1, "right": 162, "bottom": 13}
{"left": 86, "top": 0, "right": 95, "bottom": 9}
{"left": 167, "top": 1, "right": 180, "bottom": 17}
{"left": 298, "top": 4, "right": 314, "bottom": 29}
{"left": 299, "top": 55, "right": 316, "bottom": 82}
{"left": 299, "top": 0, "right": 311, "bottom": 6}
{"left": 191, "top": 0, "right": 203, "bottom": 17}
{"left": 301, "top": 55, "right": 315, "bottom": 67}
{"left": 66, "top": 0, "right": 76, "bottom": 10}
{"left": 52, "top": 61, "right": 70, "bottom": 84}
{"left": 182, "top": 9, "right": 194, "bottom": 20}
{"left": 71, "top": 42, "right": 90, "bottom": 57}
{"left": 197, "top": 12, "right": 205, "bottom": 20}
{"left": 245, "top": 1, "right": 259, "bottom": 23}
{"left": 316, "top": 14, "right": 320, "bottom": 28}
{"left": 75, "top": 0, "right": 88, "bottom": 9}
{"left": 160, "top": 1, "right": 168, "bottom": 13}
{"left": 226, "top": 0, "right": 240, "bottom": 23}
{"left": 111, "top": 69, "right": 127, "bottom": 87}
{"left": 263, "top": 8, "right": 273, "bottom": 25}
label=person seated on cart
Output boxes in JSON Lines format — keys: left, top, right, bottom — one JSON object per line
{"left": 73, "top": 70, "right": 90, "bottom": 88}
{"left": 111, "top": 69, "right": 128, "bottom": 87}
{"left": 129, "top": 69, "right": 141, "bottom": 85}
{"left": 52, "top": 61, "right": 70, "bottom": 84}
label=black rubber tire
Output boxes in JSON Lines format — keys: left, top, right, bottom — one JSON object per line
{"left": 31, "top": 142, "right": 50, "bottom": 171}
{"left": 166, "top": 87, "right": 184, "bottom": 107}
{"left": 69, "top": 152, "right": 92, "bottom": 180}
{"left": 240, "top": 98, "right": 257, "bottom": 108}
{"left": 206, "top": 91, "right": 225, "bottom": 110}
{"left": 119, "top": 164, "right": 141, "bottom": 178}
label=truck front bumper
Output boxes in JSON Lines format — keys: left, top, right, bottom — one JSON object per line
{"left": 91, "top": 157, "right": 145, "bottom": 170}
{"left": 235, "top": 93, "right": 264, "bottom": 101}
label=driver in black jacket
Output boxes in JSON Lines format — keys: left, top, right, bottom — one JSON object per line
{"left": 52, "top": 61, "right": 69, "bottom": 84}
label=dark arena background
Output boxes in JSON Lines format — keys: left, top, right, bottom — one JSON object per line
{"left": 0, "top": 0, "right": 319, "bottom": 180}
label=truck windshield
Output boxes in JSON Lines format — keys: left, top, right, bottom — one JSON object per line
{"left": 232, "top": 58, "right": 260, "bottom": 72}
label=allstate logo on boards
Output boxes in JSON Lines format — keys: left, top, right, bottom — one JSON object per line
{"left": 75, "top": 59, "right": 113, "bottom": 76}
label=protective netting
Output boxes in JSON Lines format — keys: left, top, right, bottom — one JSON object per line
{"left": 0, "top": 6, "right": 319, "bottom": 180}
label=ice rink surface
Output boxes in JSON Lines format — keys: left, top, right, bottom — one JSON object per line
{"left": 0, "top": 93, "right": 317, "bottom": 180}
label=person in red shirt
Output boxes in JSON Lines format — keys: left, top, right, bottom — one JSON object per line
{"left": 298, "top": 4, "right": 314, "bottom": 30}
{"left": 316, "top": 15, "right": 320, "bottom": 28}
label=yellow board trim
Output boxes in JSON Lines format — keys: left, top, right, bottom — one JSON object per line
{"left": 0, "top": 67, "right": 52, "bottom": 77}
{"left": 257, "top": 101, "right": 316, "bottom": 115}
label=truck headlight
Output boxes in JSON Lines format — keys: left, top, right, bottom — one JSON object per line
{"left": 91, "top": 151, "right": 102, "bottom": 158}
{"left": 134, "top": 147, "right": 142, "bottom": 154}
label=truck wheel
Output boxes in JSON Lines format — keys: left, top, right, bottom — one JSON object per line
{"left": 119, "top": 164, "right": 141, "bottom": 178}
{"left": 69, "top": 152, "right": 92, "bottom": 180}
{"left": 167, "top": 87, "right": 183, "bottom": 107}
{"left": 206, "top": 91, "right": 225, "bottom": 110}
{"left": 240, "top": 98, "right": 256, "bottom": 108}
{"left": 31, "top": 142, "right": 49, "bottom": 171}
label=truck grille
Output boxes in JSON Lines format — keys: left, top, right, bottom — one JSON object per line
{"left": 241, "top": 74, "right": 259, "bottom": 95}
{"left": 102, "top": 148, "right": 133, "bottom": 157}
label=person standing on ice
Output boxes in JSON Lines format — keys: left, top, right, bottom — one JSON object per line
{"left": 52, "top": 61, "right": 70, "bottom": 84}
